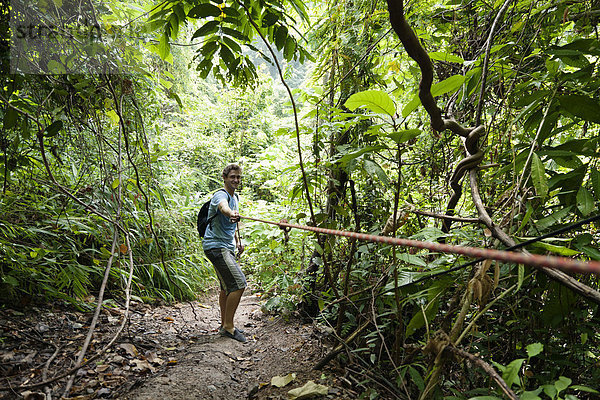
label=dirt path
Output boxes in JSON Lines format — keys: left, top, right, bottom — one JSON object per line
{"left": 120, "top": 290, "right": 355, "bottom": 399}
{"left": 0, "top": 289, "right": 358, "bottom": 399}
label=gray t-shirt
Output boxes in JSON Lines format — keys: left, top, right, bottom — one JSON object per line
{"left": 202, "top": 190, "right": 238, "bottom": 252}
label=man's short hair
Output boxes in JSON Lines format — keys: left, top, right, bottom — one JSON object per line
{"left": 222, "top": 163, "right": 242, "bottom": 179}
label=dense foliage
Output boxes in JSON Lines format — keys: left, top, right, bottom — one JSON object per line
{"left": 1, "top": 0, "right": 599, "bottom": 398}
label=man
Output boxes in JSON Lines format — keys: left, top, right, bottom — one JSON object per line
{"left": 203, "top": 163, "right": 247, "bottom": 343}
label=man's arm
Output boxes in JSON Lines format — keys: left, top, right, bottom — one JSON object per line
{"left": 218, "top": 199, "right": 244, "bottom": 254}
{"left": 218, "top": 199, "right": 240, "bottom": 223}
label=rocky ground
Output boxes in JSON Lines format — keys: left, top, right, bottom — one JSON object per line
{"left": 0, "top": 289, "right": 361, "bottom": 399}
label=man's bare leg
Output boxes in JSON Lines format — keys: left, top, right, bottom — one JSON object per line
{"left": 223, "top": 288, "right": 244, "bottom": 334}
{"left": 219, "top": 290, "right": 227, "bottom": 328}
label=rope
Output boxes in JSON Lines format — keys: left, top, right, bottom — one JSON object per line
{"left": 405, "top": 212, "right": 600, "bottom": 285}
{"left": 240, "top": 215, "right": 600, "bottom": 275}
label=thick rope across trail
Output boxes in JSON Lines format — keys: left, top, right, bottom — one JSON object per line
{"left": 240, "top": 216, "right": 600, "bottom": 275}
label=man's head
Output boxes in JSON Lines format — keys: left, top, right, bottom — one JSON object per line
{"left": 222, "top": 163, "right": 242, "bottom": 192}
{"left": 222, "top": 163, "right": 242, "bottom": 180}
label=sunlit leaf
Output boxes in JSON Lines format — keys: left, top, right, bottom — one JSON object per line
{"left": 532, "top": 242, "right": 579, "bottom": 256}
{"left": 271, "top": 373, "right": 296, "bottom": 387}
{"left": 387, "top": 129, "right": 421, "bottom": 144}
{"left": 344, "top": 90, "right": 396, "bottom": 116}
{"left": 431, "top": 75, "right": 466, "bottom": 97}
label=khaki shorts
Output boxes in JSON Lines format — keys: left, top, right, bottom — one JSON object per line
{"left": 204, "top": 248, "right": 247, "bottom": 294}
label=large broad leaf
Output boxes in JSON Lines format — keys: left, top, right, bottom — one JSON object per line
{"left": 530, "top": 153, "right": 548, "bottom": 200}
{"left": 502, "top": 358, "right": 525, "bottom": 387}
{"left": 188, "top": 3, "right": 221, "bottom": 18}
{"left": 576, "top": 187, "right": 595, "bottom": 216}
{"left": 192, "top": 21, "right": 219, "bottom": 39}
{"left": 45, "top": 120, "right": 63, "bottom": 137}
{"left": 387, "top": 129, "right": 421, "bottom": 144}
{"left": 526, "top": 342, "right": 544, "bottom": 358}
{"left": 401, "top": 75, "right": 465, "bottom": 117}
{"left": 430, "top": 74, "right": 466, "bottom": 97}
{"left": 535, "top": 206, "right": 573, "bottom": 231}
{"left": 363, "top": 159, "right": 389, "bottom": 185}
{"left": 344, "top": 90, "right": 396, "bottom": 116}
{"left": 558, "top": 95, "right": 600, "bottom": 123}
{"left": 429, "top": 51, "right": 464, "bottom": 64}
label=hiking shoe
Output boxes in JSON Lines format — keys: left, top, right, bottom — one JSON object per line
{"left": 219, "top": 326, "right": 244, "bottom": 335}
{"left": 223, "top": 328, "right": 247, "bottom": 343}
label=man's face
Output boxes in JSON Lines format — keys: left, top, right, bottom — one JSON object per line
{"left": 225, "top": 170, "right": 242, "bottom": 190}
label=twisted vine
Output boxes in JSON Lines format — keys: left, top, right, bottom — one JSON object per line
{"left": 384, "top": 0, "right": 600, "bottom": 397}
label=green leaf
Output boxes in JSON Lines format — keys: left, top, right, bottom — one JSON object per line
{"left": 502, "top": 358, "right": 525, "bottom": 387}
{"left": 275, "top": 25, "right": 288, "bottom": 50}
{"left": 262, "top": 10, "right": 279, "bottom": 27}
{"left": 336, "top": 146, "right": 387, "bottom": 165}
{"left": 535, "top": 206, "right": 573, "bottom": 231}
{"left": 397, "top": 253, "right": 426, "bottom": 267}
{"left": 158, "top": 33, "right": 171, "bottom": 60}
{"left": 220, "top": 44, "right": 235, "bottom": 69}
{"left": 517, "top": 264, "right": 524, "bottom": 291}
{"left": 576, "top": 187, "right": 595, "bottom": 216}
{"left": 363, "top": 159, "right": 389, "bottom": 185}
{"left": 2, "top": 275, "right": 19, "bottom": 287}
{"left": 408, "top": 367, "right": 425, "bottom": 392}
{"left": 387, "top": 129, "right": 422, "bottom": 144}
{"left": 287, "top": 380, "right": 328, "bottom": 400}
{"left": 530, "top": 153, "right": 548, "bottom": 200}
{"left": 401, "top": 75, "right": 465, "bottom": 117}
{"left": 188, "top": 3, "right": 221, "bottom": 18}
{"left": 554, "top": 376, "right": 571, "bottom": 393}
{"left": 591, "top": 168, "right": 600, "bottom": 200}
{"left": 192, "top": 20, "right": 219, "bottom": 39}
{"left": 532, "top": 242, "right": 580, "bottom": 256}
{"left": 431, "top": 74, "right": 466, "bottom": 97}
{"left": 558, "top": 95, "right": 600, "bottom": 123}
{"left": 47, "top": 60, "right": 66, "bottom": 74}
{"left": 45, "top": 120, "right": 63, "bottom": 137}
{"left": 429, "top": 51, "right": 464, "bottom": 64}
{"left": 344, "top": 90, "right": 396, "bottom": 116}
{"left": 526, "top": 342, "right": 543, "bottom": 358}
{"left": 221, "top": 27, "right": 249, "bottom": 42}
{"left": 3, "top": 108, "right": 18, "bottom": 129}
{"left": 570, "top": 385, "right": 600, "bottom": 394}
{"left": 468, "top": 397, "right": 502, "bottom": 400}
{"left": 401, "top": 94, "right": 420, "bottom": 117}
{"left": 111, "top": 179, "right": 120, "bottom": 189}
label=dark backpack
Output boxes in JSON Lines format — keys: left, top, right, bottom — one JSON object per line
{"left": 197, "top": 189, "right": 236, "bottom": 238}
